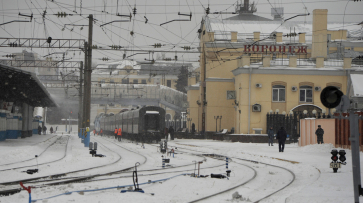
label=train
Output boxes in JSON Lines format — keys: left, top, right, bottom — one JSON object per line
{"left": 94, "top": 106, "right": 165, "bottom": 143}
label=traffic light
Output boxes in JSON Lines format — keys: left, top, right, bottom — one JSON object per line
{"left": 339, "top": 150, "right": 346, "bottom": 163}
{"left": 331, "top": 149, "right": 338, "bottom": 162}
{"left": 320, "top": 86, "right": 343, "bottom": 108}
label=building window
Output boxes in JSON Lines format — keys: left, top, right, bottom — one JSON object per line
{"left": 142, "top": 79, "right": 147, "bottom": 84}
{"left": 122, "top": 79, "right": 129, "bottom": 84}
{"left": 110, "top": 79, "right": 114, "bottom": 83}
{"left": 272, "top": 85, "right": 285, "bottom": 102}
{"left": 167, "top": 80, "right": 171, "bottom": 87}
{"left": 300, "top": 85, "right": 313, "bottom": 102}
{"left": 133, "top": 79, "right": 138, "bottom": 84}
{"left": 100, "top": 79, "right": 105, "bottom": 84}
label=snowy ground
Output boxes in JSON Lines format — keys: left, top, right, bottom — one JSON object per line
{"left": 0, "top": 133, "right": 362, "bottom": 203}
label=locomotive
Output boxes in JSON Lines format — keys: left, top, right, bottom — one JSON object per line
{"left": 94, "top": 106, "right": 165, "bottom": 143}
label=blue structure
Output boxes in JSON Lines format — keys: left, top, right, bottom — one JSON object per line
{"left": 17, "top": 114, "right": 22, "bottom": 138}
{"left": 6, "top": 113, "right": 18, "bottom": 139}
{"left": 0, "top": 110, "right": 6, "bottom": 141}
{"left": 84, "top": 128, "right": 90, "bottom": 148}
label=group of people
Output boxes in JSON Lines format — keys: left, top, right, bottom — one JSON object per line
{"left": 114, "top": 127, "right": 122, "bottom": 141}
{"left": 267, "top": 125, "right": 324, "bottom": 152}
{"left": 37, "top": 126, "right": 57, "bottom": 135}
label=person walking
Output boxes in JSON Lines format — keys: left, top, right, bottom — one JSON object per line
{"left": 315, "top": 125, "right": 324, "bottom": 144}
{"left": 38, "top": 125, "right": 42, "bottom": 135}
{"left": 117, "top": 127, "right": 122, "bottom": 142}
{"left": 276, "top": 127, "right": 287, "bottom": 152}
{"left": 43, "top": 126, "right": 47, "bottom": 135}
{"left": 164, "top": 127, "right": 169, "bottom": 140}
{"left": 169, "top": 126, "right": 175, "bottom": 140}
{"left": 50, "top": 127, "right": 54, "bottom": 134}
{"left": 267, "top": 126, "right": 274, "bottom": 146}
{"left": 100, "top": 128, "right": 103, "bottom": 136}
{"left": 93, "top": 129, "right": 96, "bottom": 136}
{"left": 114, "top": 128, "right": 118, "bottom": 139}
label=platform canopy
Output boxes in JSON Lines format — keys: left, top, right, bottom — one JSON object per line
{"left": 0, "top": 63, "right": 58, "bottom": 107}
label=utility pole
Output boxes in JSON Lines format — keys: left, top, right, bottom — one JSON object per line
{"left": 83, "top": 14, "right": 93, "bottom": 129}
{"left": 82, "top": 42, "right": 88, "bottom": 128}
{"left": 349, "top": 109, "right": 362, "bottom": 203}
{"left": 78, "top": 61, "right": 83, "bottom": 130}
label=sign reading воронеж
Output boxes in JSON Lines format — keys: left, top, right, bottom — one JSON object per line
{"left": 243, "top": 45, "right": 308, "bottom": 54}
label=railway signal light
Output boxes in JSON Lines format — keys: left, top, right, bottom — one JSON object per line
{"left": 46, "top": 37, "right": 52, "bottom": 44}
{"left": 320, "top": 86, "right": 343, "bottom": 109}
{"left": 331, "top": 149, "right": 338, "bottom": 162}
{"left": 339, "top": 150, "right": 346, "bottom": 163}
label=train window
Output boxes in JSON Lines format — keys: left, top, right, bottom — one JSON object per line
{"left": 144, "top": 114, "right": 159, "bottom": 131}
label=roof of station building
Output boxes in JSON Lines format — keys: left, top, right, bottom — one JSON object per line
{"left": 201, "top": 16, "right": 362, "bottom": 43}
{"left": 0, "top": 63, "right": 58, "bottom": 107}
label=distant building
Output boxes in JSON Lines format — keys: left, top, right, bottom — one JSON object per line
{"left": 187, "top": 9, "right": 363, "bottom": 135}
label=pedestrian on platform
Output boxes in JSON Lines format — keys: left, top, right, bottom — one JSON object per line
{"left": 93, "top": 129, "right": 96, "bottom": 136}
{"left": 114, "top": 128, "right": 118, "bottom": 139}
{"left": 42, "top": 126, "right": 47, "bottom": 135}
{"left": 50, "top": 127, "right": 53, "bottom": 134}
{"left": 169, "top": 126, "right": 175, "bottom": 140}
{"left": 315, "top": 125, "right": 324, "bottom": 144}
{"left": 267, "top": 126, "right": 274, "bottom": 146}
{"left": 38, "top": 126, "right": 42, "bottom": 135}
{"left": 164, "top": 127, "right": 168, "bottom": 140}
{"left": 276, "top": 127, "right": 287, "bottom": 152}
{"left": 117, "top": 127, "right": 122, "bottom": 142}
{"left": 100, "top": 128, "right": 103, "bottom": 136}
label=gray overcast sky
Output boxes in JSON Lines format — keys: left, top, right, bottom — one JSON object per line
{"left": 0, "top": 0, "right": 362, "bottom": 64}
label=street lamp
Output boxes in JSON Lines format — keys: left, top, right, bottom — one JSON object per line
{"left": 214, "top": 116, "right": 219, "bottom": 132}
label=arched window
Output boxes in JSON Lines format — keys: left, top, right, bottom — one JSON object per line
{"left": 300, "top": 85, "right": 313, "bottom": 102}
{"left": 272, "top": 85, "right": 285, "bottom": 102}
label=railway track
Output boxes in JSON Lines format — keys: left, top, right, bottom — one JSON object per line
{"left": 0, "top": 136, "right": 69, "bottom": 172}
{"left": 0, "top": 135, "right": 59, "bottom": 167}
{"left": 169, "top": 144, "right": 296, "bottom": 203}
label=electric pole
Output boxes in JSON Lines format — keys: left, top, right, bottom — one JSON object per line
{"left": 83, "top": 14, "right": 93, "bottom": 129}
{"left": 78, "top": 61, "right": 83, "bottom": 130}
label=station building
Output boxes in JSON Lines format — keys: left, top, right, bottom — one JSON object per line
{"left": 187, "top": 9, "right": 363, "bottom": 135}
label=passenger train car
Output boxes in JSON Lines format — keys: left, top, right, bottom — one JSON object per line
{"left": 94, "top": 106, "right": 165, "bottom": 143}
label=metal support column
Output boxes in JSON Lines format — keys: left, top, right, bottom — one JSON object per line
{"left": 21, "top": 103, "right": 28, "bottom": 138}
{"left": 27, "top": 105, "right": 33, "bottom": 137}
{"left": 78, "top": 61, "right": 83, "bottom": 130}
{"left": 83, "top": 14, "right": 93, "bottom": 129}
{"left": 349, "top": 110, "right": 362, "bottom": 203}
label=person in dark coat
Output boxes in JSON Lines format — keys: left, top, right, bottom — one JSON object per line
{"left": 164, "top": 127, "right": 169, "bottom": 140}
{"left": 267, "top": 126, "right": 274, "bottom": 146}
{"left": 38, "top": 126, "right": 42, "bottom": 135}
{"left": 276, "top": 127, "right": 287, "bottom": 152}
{"left": 42, "top": 126, "right": 47, "bottom": 135}
{"left": 169, "top": 126, "right": 175, "bottom": 140}
{"left": 50, "top": 127, "right": 53, "bottom": 134}
{"left": 315, "top": 125, "right": 324, "bottom": 144}
{"left": 192, "top": 123, "right": 195, "bottom": 133}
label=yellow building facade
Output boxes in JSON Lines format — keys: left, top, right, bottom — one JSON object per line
{"left": 187, "top": 9, "right": 363, "bottom": 134}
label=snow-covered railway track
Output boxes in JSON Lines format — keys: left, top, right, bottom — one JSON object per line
{"left": 0, "top": 136, "right": 68, "bottom": 171}
{"left": 0, "top": 136, "right": 145, "bottom": 196}
{"left": 0, "top": 135, "right": 59, "bottom": 167}
{"left": 170, "top": 145, "right": 296, "bottom": 203}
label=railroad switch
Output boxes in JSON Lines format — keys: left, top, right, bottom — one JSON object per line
{"left": 121, "top": 162, "right": 145, "bottom": 193}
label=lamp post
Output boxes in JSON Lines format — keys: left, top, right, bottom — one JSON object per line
{"left": 214, "top": 116, "right": 219, "bottom": 132}
{"left": 187, "top": 118, "right": 192, "bottom": 131}
{"left": 219, "top": 116, "right": 222, "bottom": 132}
